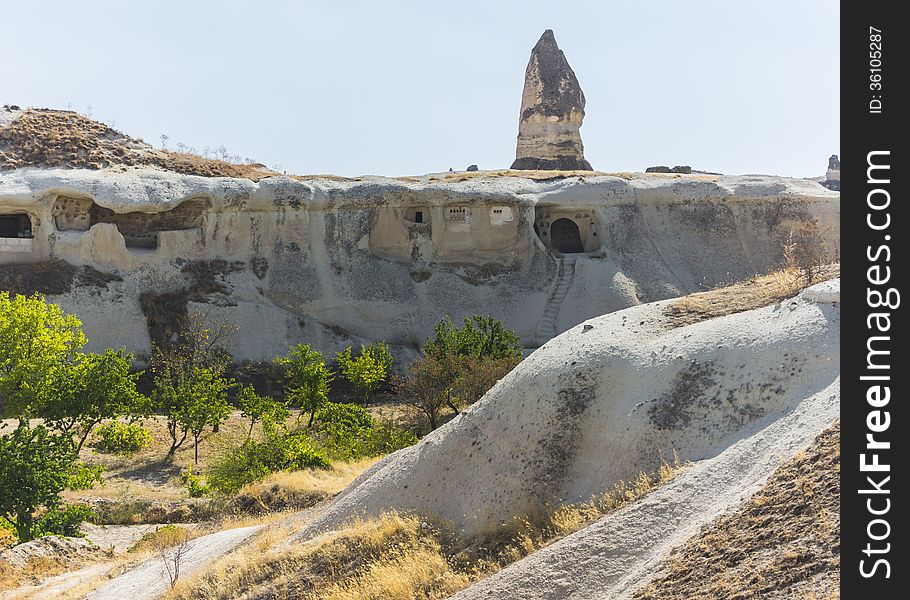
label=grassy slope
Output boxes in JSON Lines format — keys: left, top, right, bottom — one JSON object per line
{"left": 633, "top": 422, "right": 840, "bottom": 600}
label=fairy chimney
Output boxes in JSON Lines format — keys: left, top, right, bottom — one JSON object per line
{"left": 511, "top": 30, "right": 593, "bottom": 171}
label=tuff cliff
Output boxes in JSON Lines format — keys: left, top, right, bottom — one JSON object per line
{"left": 1, "top": 164, "right": 838, "bottom": 363}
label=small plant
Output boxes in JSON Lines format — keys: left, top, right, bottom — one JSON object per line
{"left": 32, "top": 504, "right": 96, "bottom": 538}
{"left": 90, "top": 421, "right": 152, "bottom": 455}
{"left": 129, "top": 525, "right": 192, "bottom": 588}
{"left": 335, "top": 342, "right": 394, "bottom": 403}
{"left": 181, "top": 466, "right": 209, "bottom": 498}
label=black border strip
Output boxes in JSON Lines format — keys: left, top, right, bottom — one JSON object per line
{"left": 841, "top": 1, "right": 907, "bottom": 595}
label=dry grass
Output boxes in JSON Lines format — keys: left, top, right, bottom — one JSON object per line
{"left": 0, "top": 109, "right": 276, "bottom": 180}
{"left": 0, "top": 554, "right": 92, "bottom": 592}
{"left": 163, "top": 455, "right": 685, "bottom": 600}
{"left": 633, "top": 422, "right": 840, "bottom": 600}
{"left": 226, "top": 458, "right": 380, "bottom": 517}
{"left": 663, "top": 264, "right": 840, "bottom": 328}
{"left": 61, "top": 413, "right": 377, "bottom": 525}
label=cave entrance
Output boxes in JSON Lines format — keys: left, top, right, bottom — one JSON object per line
{"left": 0, "top": 214, "right": 33, "bottom": 238}
{"left": 550, "top": 218, "right": 584, "bottom": 253}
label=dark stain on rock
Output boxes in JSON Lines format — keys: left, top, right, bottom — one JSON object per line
{"left": 180, "top": 259, "right": 245, "bottom": 301}
{"left": 530, "top": 370, "right": 597, "bottom": 502}
{"left": 648, "top": 360, "right": 719, "bottom": 430}
{"left": 0, "top": 260, "right": 121, "bottom": 297}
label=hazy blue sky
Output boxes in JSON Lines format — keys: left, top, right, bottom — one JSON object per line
{"left": 7, "top": 1, "right": 838, "bottom": 177}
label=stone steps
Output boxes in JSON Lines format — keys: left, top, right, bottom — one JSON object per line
{"left": 535, "top": 256, "right": 577, "bottom": 346}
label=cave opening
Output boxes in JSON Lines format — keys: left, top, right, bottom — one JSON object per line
{"left": 0, "top": 214, "right": 33, "bottom": 238}
{"left": 550, "top": 218, "right": 584, "bottom": 253}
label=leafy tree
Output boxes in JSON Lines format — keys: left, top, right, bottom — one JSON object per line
{"left": 403, "top": 316, "right": 522, "bottom": 430}
{"left": 0, "top": 422, "right": 102, "bottom": 542}
{"left": 150, "top": 316, "right": 236, "bottom": 460}
{"left": 41, "top": 349, "right": 149, "bottom": 451}
{"left": 237, "top": 385, "right": 288, "bottom": 439}
{"left": 400, "top": 355, "right": 458, "bottom": 430}
{"left": 424, "top": 315, "right": 522, "bottom": 361}
{"left": 155, "top": 365, "right": 232, "bottom": 463}
{"left": 0, "top": 292, "right": 86, "bottom": 417}
{"left": 275, "top": 344, "right": 333, "bottom": 427}
{"left": 335, "top": 342, "right": 394, "bottom": 403}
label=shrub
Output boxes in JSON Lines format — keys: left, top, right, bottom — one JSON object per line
{"left": 424, "top": 315, "right": 522, "bottom": 361}
{"left": 181, "top": 466, "right": 209, "bottom": 498}
{"left": 0, "top": 520, "right": 17, "bottom": 548}
{"left": 33, "top": 504, "right": 96, "bottom": 538}
{"left": 90, "top": 421, "right": 153, "bottom": 455}
{"left": 206, "top": 430, "right": 330, "bottom": 495}
{"left": 314, "top": 402, "right": 417, "bottom": 461}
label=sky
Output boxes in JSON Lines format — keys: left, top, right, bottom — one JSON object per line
{"left": 6, "top": 0, "right": 839, "bottom": 178}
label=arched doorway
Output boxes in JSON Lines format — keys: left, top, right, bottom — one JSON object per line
{"left": 550, "top": 218, "right": 584, "bottom": 253}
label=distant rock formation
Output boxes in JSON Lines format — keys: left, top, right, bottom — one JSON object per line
{"left": 646, "top": 165, "right": 692, "bottom": 174}
{"left": 821, "top": 154, "right": 840, "bottom": 191}
{"left": 511, "top": 30, "right": 592, "bottom": 171}
{"left": 466, "top": 164, "right": 478, "bottom": 172}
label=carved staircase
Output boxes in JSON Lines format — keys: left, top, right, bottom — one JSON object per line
{"left": 535, "top": 255, "right": 577, "bottom": 346}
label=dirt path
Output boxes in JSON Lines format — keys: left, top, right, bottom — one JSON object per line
{"left": 449, "top": 379, "right": 839, "bottom": 599}
{"left": 84, "top": 525, "right": 261, "bottom": 600}
{"left": 81, "top": 523, "right": 200, "bottom": 554}
{"left": 1, "top": 563, "right": 112, "bottom": 600}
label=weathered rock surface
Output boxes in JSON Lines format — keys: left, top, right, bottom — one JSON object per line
{"left": 295, "top": 279, "right": 840, "bottom": 538}
{"left": 821, "top": 153, "right": 840, "bottom": 191}
{"left": 0, "top": 166, "right": 838, "bottom": 362}
{"left": 511, "top": 30, "right": 592, "bottom": 171}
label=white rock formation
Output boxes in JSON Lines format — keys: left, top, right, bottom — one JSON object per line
{"left": 1, "top": 168, "right": 838, "bottom": 361}
{"left": 512, "top": 30, "right": 592, "bottom": 171}
{"left": 296, "top": 279, "right": 840, "bottom": 537}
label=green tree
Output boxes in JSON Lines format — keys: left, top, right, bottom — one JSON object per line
{"left": 237, "top": 385, "right": 288, "bottom": 439}
{"left": 403, "top": 316, "right": 522, "bottom": 430}
{"left": 275, "top": 344, "right": 333, "bottom": 427}
{"left": 400, "top": 355, "right": 458, "bottom": 430}
{"left": 0, "top": 422, "right": 102, "bottom": 542}
{"left": 154, "top": 364, "right": 232, "bottom": 463}
{"left": 150, "top": 316, "right": 236, "bottom": 460}
{"left": 41, "top": 349, "right": 149, "bottom": 451}
{"left": 335, "top": 342, "right": 393, "bottom": 403}
{"left": 424, "top": 315, "right": 522, "bottom": 361}
{"left": 0, "top": 292, "right": 86, "bottom": 417}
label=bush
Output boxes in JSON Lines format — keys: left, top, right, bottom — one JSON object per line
{"left": 90, "top": 421, "right": 153, "bottom": 455}
{"left": 0, "top": 520, "right": 17, "bottom": 548}
{"left": 314, "top": 402, "right": 417, "bottom": 461}
{"left": 206, "top": 430, "right": 330, "bottom": 495}
{"left": 181, "top": 466, "right": 209, "bottom": 498}
{"left": 33, "top": 504, "right": 96, "bottom": 538}
{"left": 128, "top": 524, "right": 191, "bottom": 554}
{"left": 424, "top": 315, "right": 522, "bottom": 360}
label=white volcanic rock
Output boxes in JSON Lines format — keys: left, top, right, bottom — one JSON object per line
{"left": 511, "top": 30, "right": 592, "bottom": 171}
{"left": 1, "top": 167, "right": 838, "bottom": 361}
{"left": 295, "top": 279, "right": 840, "bottom": 538}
